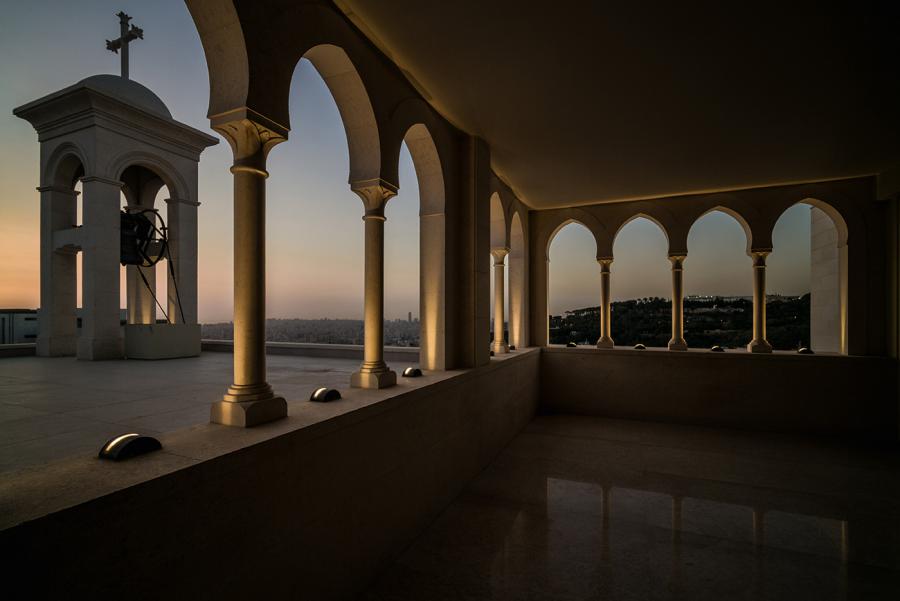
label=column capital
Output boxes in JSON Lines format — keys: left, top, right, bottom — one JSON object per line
{"left": 597, "top": 256, "right": 614, "bottom": 270}
{"left": 214, "top": 117, "right": 287, "bottom": 177}
{"left": 491, "top": 247, "right": 510, "bottom": 263}
{"left": 750, "top": 250, "right": 770, "bottom": 266}
{"left": 352, "top": 178, "right": 398, "bottom": 218}
{"left": 668, "top": 255, "right": 686, "bottom": 269}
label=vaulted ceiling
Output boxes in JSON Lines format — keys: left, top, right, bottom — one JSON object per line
{"left": 340, "top": 1, "right": 900, "bottom": 208}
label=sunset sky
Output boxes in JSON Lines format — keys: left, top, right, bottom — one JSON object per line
{"left": 0, "top": 1, "right": 811, "bottom": 322}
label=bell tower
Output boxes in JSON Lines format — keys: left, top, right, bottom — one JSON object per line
{"left": 13, "top": 12, "right": 217, "bottom": 360}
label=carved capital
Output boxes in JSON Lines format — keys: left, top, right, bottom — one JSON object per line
{"left": 491, "top": 247, "right": 510, "bottom": 264}
{"left": 597, "top": 257, "right": 614, "bottom": 272}
{"left": 352, "top": 178, "right": 398, "bottom": 218}
{"left": 214, "top": 118, "right": 286, "bottom": 177}
{"left": 750, "top": 250, "right": 770, "bottom": 267}
{"left": 668, "top": 255, "right": 686, "bottom": 270}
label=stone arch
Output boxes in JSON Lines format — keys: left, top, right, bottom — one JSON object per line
{"left": 546, "top": 217, "right": 602, "bottom": 260}
{"left": 689, "top": 205, "right": 754, "bottom": 255}
{"left": 508, "top": 209, "right": 527, "bottom": 348}
{"left": 772, "top": 198, "right": 849, "bottom": 354}
{"left": 43, "top": 143, "right": 88, "bottom": 189}
{"left": 400, "top": 122, "right": 447, "bottom": 369}
{"left": 490, "top": 192, "right": 509, "bottom": 249}
{"left": 611, "top": 213, "right": 670, "bottom": 254}
{"left": 109, "top": 151, "right": 190, "bottom": 203}
{"left": 301, "top": 44, "right": 381, "bottom": 185}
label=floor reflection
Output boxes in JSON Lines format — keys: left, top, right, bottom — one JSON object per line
{"left": 363, "top": 415, "right": 900, "bottom": 600}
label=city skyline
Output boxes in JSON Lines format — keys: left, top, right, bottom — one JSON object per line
{"left": 1, "top": 2, "right": 811, "bottom": 322}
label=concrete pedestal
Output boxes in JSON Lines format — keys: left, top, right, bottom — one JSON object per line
{"left": 124, "top": 323, "right": 201, "bottom": 359}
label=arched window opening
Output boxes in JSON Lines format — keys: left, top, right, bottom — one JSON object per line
{"left": 489, "top": 192, "right": 508, "bottom": 352}
{"left": 259, "top": 55, "right": 363, "bottom": 344}
{"left": 767, "top": 204, "right": 811, "bottom": 350}
{"left": 611, "top": 217, "right": 670, "bottom": 347}
{"left": 770, "top": 201, "right": 847, "bottom": 353}
{"left": 547, "top": 222, "right": 599, "bottom": 346}
{"left": 384, "top": 141, "right": 420, "bottom": 348}
{"left": 508, "top": 211, "right": 526, "bottom": 349}
{"left": 684, "top": 210, "right": 752, "bottom": 349}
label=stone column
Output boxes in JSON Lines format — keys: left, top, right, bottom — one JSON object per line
{"left": 668, "top": 255, "right": 688, "bottom": 350}
{"left": 491, "top": 247, "right": 509, "bottom": 354}
{"left": 351, "top": 180, "right": 398, "bottom": 389}
{"left": 37, "top": 185, "right": 78, "bottom": 356}
{"left": 596, "top": 258, "right": 614, "bottom": 348}
{"left": 78, "top": 176, "right": 124, "bottom": 360}
{"left": 126, "top": 263, "right": 156, "bottom": 324}
{"left": 165, "top": 196, "right": 200, "bottom": 324}
{"left": 210, "top": 118, "right": 287, "bottom": 427}
{"left": 747, "top": 251, "right": 773, "bottom": 353}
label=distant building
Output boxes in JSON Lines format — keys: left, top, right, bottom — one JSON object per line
{"left": 0, "top": 309, "right": 39, "bottom": 344}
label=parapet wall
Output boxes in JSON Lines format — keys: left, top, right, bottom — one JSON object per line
{"left": 540, "top": 347, "right": 898, "bottom": 439}
{"left": 2, "top": 350, "right": 540, "bottom": 600}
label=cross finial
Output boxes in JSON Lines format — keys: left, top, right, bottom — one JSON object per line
{"left": 105, "top": 11, "right": 143, "bottom": 80}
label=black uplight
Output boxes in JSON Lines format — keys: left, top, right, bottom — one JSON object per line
{"left": 566, "top": 342, "right": 577, "bottom": 348}
{"left": 633, "top": 343, "right": 646, "bottom": 350}
{"left": 711, "top": 345, "right": 725, "bottom": 352}
{"left": 402, "top": 367, "right": 422, "bottom": 378}
{"left": 99, "top": 433, "right": 161, "bottom": 461}
{"left": 310, "top": 387, "right": 341, "bottom": 402}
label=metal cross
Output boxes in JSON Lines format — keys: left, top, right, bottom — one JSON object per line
{"left": 105, "top": 11, "right": 143, "bottom": 80}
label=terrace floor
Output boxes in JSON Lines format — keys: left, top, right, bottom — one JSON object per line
{"left": 363, "top": 415, "right": 900, "bottom": 600}
{"left": 0, "top": 352, "right": 394, "bottom": 474}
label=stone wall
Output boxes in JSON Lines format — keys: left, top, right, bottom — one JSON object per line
{"left": 540, "top": 347, "right": 897, "bottom": 439}
{"left": 2, "top": 350, "right": 539, "bottom": 600}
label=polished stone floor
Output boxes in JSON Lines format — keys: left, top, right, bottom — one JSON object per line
{"left": 0, "top": 352, "right": 387, "bottom": 474}
{"left": 363, "top": 415, "right": 900, "bottom": 600}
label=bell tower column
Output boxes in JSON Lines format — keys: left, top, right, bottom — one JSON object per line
{"left": 37, "top": 185, "right": 78, "bottom": 356}
{"left": 78, "top": 176, "right": 124, "bottom": 360}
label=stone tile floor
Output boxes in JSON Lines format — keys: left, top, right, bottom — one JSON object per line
{"left": 0, "top": 352, "right": 391, "bottom": 474}
{"left": 363, "top": 415, "right": 900, "bottom": 600}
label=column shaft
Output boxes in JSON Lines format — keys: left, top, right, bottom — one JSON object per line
{"left": 210, "top": 118, "right": 287, "bottom": 427}
{"left": 78, "top": 177, "right": 124, "bottom": 360}
{"left": 491, "top": 248, "right": 509, "bottom": 354}
{"left": 351, "top": 182, "right": 397, "bottom": 389}
{"left": 668, "top": 256, "right": 687, "bottom": 350}
{"left": 37, "top": 186, "right": 78, "bottom": 356}
{"left": 747, "top": 251, "right": 772, "bottom": 353}
{"left": 596, "top": 259, "right": 614, "bottom": 348}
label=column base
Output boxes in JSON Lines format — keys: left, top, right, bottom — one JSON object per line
{"left": 747, "top": 339, "right": 773, "bottom": 353}
{"left": 491, "top": 341, "right": 509, "bottom": 354}
{"left": 210, "top": 396, "right": 287, "bottom": 427}
{"left": 37, "top": 335, "right": 76, "bottom": 357}
{"left": 596, "top": 337, "right": 614, "bottom": 349}
{"left": 351, "top": 368, "right": 397, "bottom": 389}
{"left": 668, "top": 339, "right": 688, "bottom": 351}
{"left": 77, "top": 336, "right": 123, "bottom": 360}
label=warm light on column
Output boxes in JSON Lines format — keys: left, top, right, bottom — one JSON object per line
{"left": 596, "top": 258, "right": 614, "bottom": 348}
{"left": 747, "top": 250, "right": 772, "bottom": 353}
{"left": 668, "top": 255, "right": 687, "bottom": 350}
{"left": 209, "top": 117, "right": 287, "bottom": 427}
{"left": 491, "top": 247, "right": 509, "bottom": 354}
{"left": 351, "top": 180, "right": 398, "bottom": 389}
